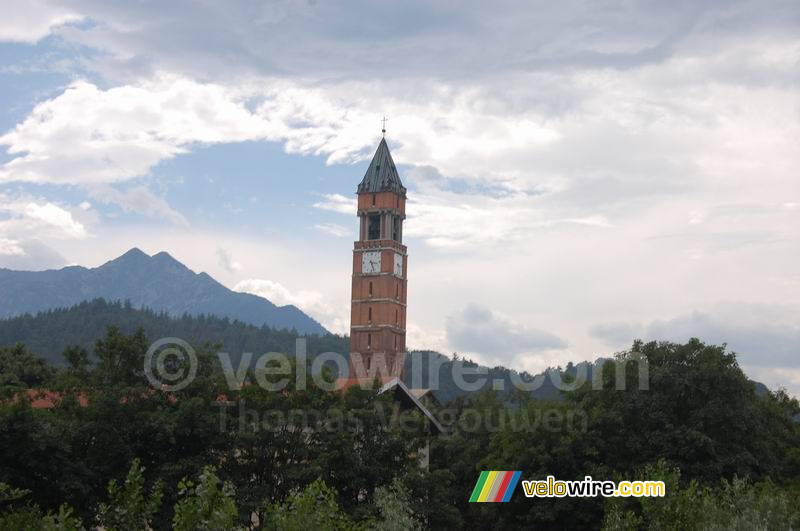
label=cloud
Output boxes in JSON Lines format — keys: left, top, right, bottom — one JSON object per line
{"left": 590, "top": 304, "right": 800, "bottom": 368}
{"left": 0, "top": 196, "right": 88, "bottom": 240}
{"left": 314, "top": 223, "right": 351, "bottom": 238}
{"left": 404, "top": 192, "right": 612, "bottom": 248}
{"left": 88, "top": 184, "right": 189, "bottom": 227}
{"left": 0, "top": 0, "right": 84, "bottom": 43}
{"left": 0, "top": 238, "right": 25, "bottom": 256}
{"left": 234, "top": 278, "right": 348, "bottom": 334}
{"left": 23, "top": 202, "right": 87, "bottom": 238}
{"left": 45, "top": 0, "right": 800, "bottom": 83}
{"left": 0, "top": 78, "right": 272, "bottom": 186}
{"left": 0, "top": 239, "right": 68, "bottom": 271}
{"left": 0, "top": 194, "right": 87, "bottom": 270}
{"left": 216, "top": 247, "right": 242, "bottom": 273}
{"left": 313, "top": 194, "right": 357, "bottom": 215}
{"left": 445, "top": 304, "right": 567, "bottom": 364}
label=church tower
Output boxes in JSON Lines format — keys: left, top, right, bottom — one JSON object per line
{"left": 349, "top": 136, "right": 407, "bottom": 381}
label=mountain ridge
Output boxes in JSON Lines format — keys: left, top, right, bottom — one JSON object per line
{"left": 0, "top": 248, "right": 327, "bottom": 335}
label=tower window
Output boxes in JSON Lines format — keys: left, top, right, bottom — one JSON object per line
{"left": 368, "top": 307, "right": 372, "bottom": 322}
{"left": 395, "top": 283, "right": 399, "bottom": 299}
{"left": 367, "top": 214, "right": 380, "bottom": 240}
{"left": 367, "top": 333, "right": 372, "bottom": 349}
{"left": 372, "top": 193, "right": 376, "bottom": 206}
{"left": 392, "top": 216, "right": 399, "bottom": 241}
{"left": 395, "top": 309, "right": 398, "bottom": 325}
{"left": 368, "top": 281, "right": 373, "bottom": 297}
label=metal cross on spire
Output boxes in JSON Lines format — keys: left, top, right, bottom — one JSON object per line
{"left": 381, "top": 116, "right": 388, "bottom": 137}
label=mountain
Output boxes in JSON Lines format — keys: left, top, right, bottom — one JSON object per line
{"left": 0, "top": 248, "right": 327, "bottom": 335}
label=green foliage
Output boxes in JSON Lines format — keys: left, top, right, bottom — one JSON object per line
{"left": 603, "top": 461, "right": 800, "bottom": 531}
{"left": 93, "top": 326, "right": 149, "bottom": 387}
{"left": 0, "top": 343, "right": 54, "bottom": 395}
{"left": 0, "top": 481, "right": 29, "bottom": 503}
{"left": 262, "top": 478, "right": 423, "bottom": 531}
{"left": 172, "top": 466, "right": 238, "bottom": 531}
{"left": 371, "top": 477, "right": 422, "bottom": 531}
{"left": 263, "top": 479, "right": 359, "bottom": 531}
{"left": 41, "top": 504, "right": 84, "bottom": 531}
{"left": 98, "top": 458, "right": 162, "bottom": 531}
{"left": 571, "top": 338, "right": 800, "bottom": 483}
{"left": 0, "top": 501, "right": 84, "bottom": 531}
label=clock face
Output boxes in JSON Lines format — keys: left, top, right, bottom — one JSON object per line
{"left": 393, "top": 252, "right": 403, "bottom": 276}
{"left": 361, "top": 251, "right": 381, "bottom": 274}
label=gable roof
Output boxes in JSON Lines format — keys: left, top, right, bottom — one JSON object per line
{"left": 378, "top": 378, "right": 444, "bottom": 434}
{"left": 334, "top": 376, "right": 444, "bottom": 434}
{"left": 357, "top": 138, "right": 406, "bottom": 195}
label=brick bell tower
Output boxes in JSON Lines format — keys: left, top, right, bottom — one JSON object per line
{"left": 348, "top": 134, "right": 407, "bottom": 382}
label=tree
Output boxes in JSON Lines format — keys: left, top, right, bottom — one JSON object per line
{"left": 98, "top": 459, "right": 163, "bottom": 531}
{"left": 0, "top": 343, "right": 53, "bottom": 395}
{"left": 172, "top": 466, "right": 238, "bottom": 531}
{"left": 263, "top": 479, "right": 358, "bottom": 531}
{"left": 372, "top": 478, "right": 422, "bottom": 531}
{"left": 571, "top": 339, "right": 800, "bottom": 483}
{"left": 93, "top": 326, "right": 149, "bottom": 387}
{"left": 603, "top": 461, "right": 800, "bottom": 530}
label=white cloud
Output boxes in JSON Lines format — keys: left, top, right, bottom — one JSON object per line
{"left": 0, "top": 78, "right": 271, "bottom": 185}
{"left": 234, "top": 278, "right": 348, "bottom": 334}
{"left": 0, "top": 195, "right": 85, "bottom": 269}
{"left": 313, "top": 194, "right": 357, "bottom": 215}
{"left": 88, "top": 184, "right": 189, "bottom": 227}
{"left": 314, "top": 223, "right": 350, "bottom": 238}
{"left": 0, "top": 238, "right": 25, "bottom": 256}
{"left": 0, "top": 196, "right": 87, "bottom": 241}
{"left": 0, "top": 0, "right": 83, "bottom": 43}
{"left": 24, "top": 202, "right": 86, "bottom": 238}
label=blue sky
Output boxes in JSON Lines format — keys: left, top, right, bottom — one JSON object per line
{"left": 0, "top": 0, "right": 798, "bottom": 394}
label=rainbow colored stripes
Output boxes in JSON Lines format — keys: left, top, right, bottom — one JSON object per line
{"left": 469, "top": 471, "right": 521, "bottom": 502}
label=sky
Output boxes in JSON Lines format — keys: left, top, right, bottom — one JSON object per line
{"left": 0, "top": 0, "right": 798, "bottom": 394}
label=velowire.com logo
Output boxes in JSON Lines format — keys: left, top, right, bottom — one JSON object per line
{"left": 469, "top": 471, "right": 522, "bottom": 503}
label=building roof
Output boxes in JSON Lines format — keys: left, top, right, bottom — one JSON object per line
{"left": 334, "top": 377, "right": 444, "bottom": 434}
{"left": 357, "top": 138, "right": 406, "bottom": 195}
{"left": 409, "top": 387, "right": 439, "bottom": 404}
{"left": 23, "top": 389, "right": 89, "bottom": 409}
{"left": 378, "top": 378, "right": 444, "bottom": 434}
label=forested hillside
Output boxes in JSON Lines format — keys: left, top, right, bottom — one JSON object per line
{"left": 0, "top": 299, "right": 345, "bottom": 367}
